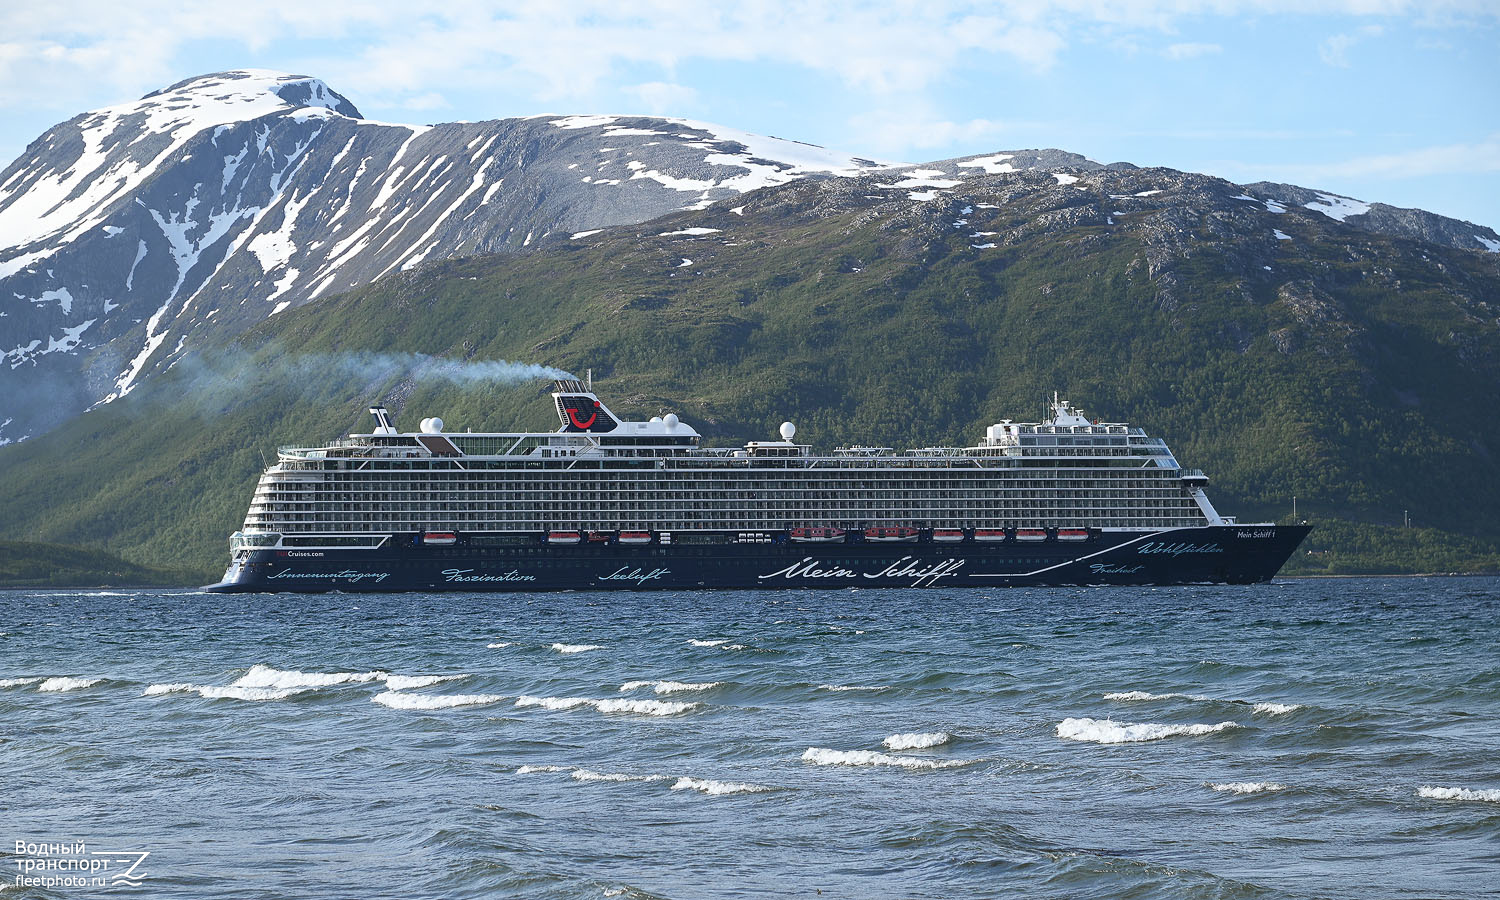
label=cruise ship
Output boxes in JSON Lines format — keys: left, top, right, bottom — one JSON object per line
{"left": 205, "top": 379, "right": 1309, "bottom": 591}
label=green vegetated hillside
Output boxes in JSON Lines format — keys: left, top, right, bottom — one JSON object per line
{"left": 2, "top": 167, "right": 1498, "bottom": 579}
{"left": 0, "top": 541, "right": 194, "bottom": 587}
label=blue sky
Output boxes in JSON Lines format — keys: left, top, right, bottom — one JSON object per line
{"left": 2, "top": 2, "right": 1496, "bottom": 228}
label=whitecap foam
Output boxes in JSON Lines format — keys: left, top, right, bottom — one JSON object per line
{"left": 571, "top": 769, "right": 669, "bottom": 784}
{"left": 817, "top": 684, "right": 889, "bottom": 692}
{"left": 671, "top": 776, "right": 772, "bottom": 795}
{"left": 372, "top": 691, "right": 505, "bottom": 710}
{"left": 1056, "top": 717, "right": 1240, "bottom": 744}
{"left": 1208, "top": 781, "right": 1287, "bottom": 794}
{"left": 551, "top": 643, "right": 603, "bottom": 654}
{"left": 619, "top": 680, "right": 721, "bottom": 694}
{"left": 486, "top": 642, "right": 515, "bottom": 649}
{"left": 38, "top": 676, "right": 104, "bottom": 692}
{"left": 1103, "top": 690, "right": 1207, "bottom": 701}
{"left": 687, "top": 639, "right": 729, "bottom": 647}
{"left": 883, "top": 732, "right": 951, "bottom": 750}
{"left": 516, "top": 695, "right": 701, "bottom": 716}
{"left": 233, "top": 664, "right": 385, "bottom": 689}
{"left": 0, "top": 677, "right": 42, "bottom": 688}
{"left": 385, "top": 674, "right": 467, "bottom": 691}
{"left": 197, "top": 685, "right": 313, "bottom": 701}
{"left": 515, "top": 764, "right": 571, "bottom": 774}
{"left": 801, "top": 747, "right": 969, "bottom": 770}
{"left": 515, "top": 695, "right": 595, "bottom": 712}
{"left": 145, "top": 682, "right": 312, "bottom": 701}
{"left": 1252, "top": 702, "right": 1303, "bottom": 715}
{"left": 593, "top": 698, "right": 700, "bottom": 716}
{"left": 1418, "top": 786, "right": 1500, "bottom": 802}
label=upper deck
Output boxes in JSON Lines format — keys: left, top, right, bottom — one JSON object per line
{"left": 277, "top": 387, "right": 1183, "bottom": 472}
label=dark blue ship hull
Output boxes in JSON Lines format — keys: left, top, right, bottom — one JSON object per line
{"left": 204, "top": 525, "right": 1311, "bottom": 592}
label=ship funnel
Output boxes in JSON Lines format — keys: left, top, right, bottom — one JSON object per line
{"left": 368, "top": 406, "right": 397, "bottom": 435}
{"left": 552, "top": 385, "right": 621, "bottom": 433}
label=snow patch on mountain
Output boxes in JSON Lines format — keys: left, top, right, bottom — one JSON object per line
{"left": 1304, "top": 192, "right": 1370, "bottom": 222}
{"left": 32, "top": 287, "right": 73, "bottom": 314}
{"left": 957, "top": 153, "right": 1016, "bottom": 174}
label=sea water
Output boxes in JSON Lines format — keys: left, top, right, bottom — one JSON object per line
{"left": 0, "top": 579, "right": 1496, "bottom": 899}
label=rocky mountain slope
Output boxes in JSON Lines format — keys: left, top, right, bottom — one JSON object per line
{"left": 0, "top": 70, "right": 892, "bottom": 443}
{"left": 4, "top": 69, "right": 1498, "bottom": 448}
{"left": 1, "top": 158, "right": 1497, "bottom": 577}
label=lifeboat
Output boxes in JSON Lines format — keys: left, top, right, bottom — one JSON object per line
{"left": 618, "top": 531, "right": 652, "bottom": 545}
{"left": 546, "top": 531, "right": 582, "bottom": 545}
{"left": 864, "top": 526, "right": 918, "bottom": 542}
{"left": 790, "top": 527, "right": 846, "bottom": 543}
{"left": 1015, "top": 528, "right": 1047, "bottom": 542}
{"left": 973, "top": 529, "right": 1008, "bottom": 542}
{"left": 422, "top": 531, "right": 458, "bottom": 546}
{"left": 931, "top": 528, "right": 965, "bottom": 543}
{"left": 587, "top": 531, "right": 613, "bottom": 542}
{"left": 1057, "top": 528, "right": 1089, "bottom": 542}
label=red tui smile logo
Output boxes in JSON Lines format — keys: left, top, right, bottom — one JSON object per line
{"left": 567, "top": 403, "right": 599, "bottom": 429}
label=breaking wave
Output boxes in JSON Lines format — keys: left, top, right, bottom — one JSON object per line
{"left": 0, "top": 677, "right": 43, "bottom": 689}
{"left": 671, "top": 776, "right": 772, "bottom": 795}
{"left": 817, "top": 684, "right": 889, "bottom": 693}
{"left": 571, "top": 769, "right": 669, "bottom": 784}
{"left": 1105, "top": 691, "right": 1304, "bottom": 716}
{"left": 1208, "top": 782, "right": 1287, "bottom": 794}
{"left": 883, "top": 732, "right": 951, "bottom": 750}
{"left": 385, "top": 674, "right": 467, "bottom": 691}
{"left": 486, "top": 642, "right": 515, "bottom": 649}
{"left": 372, "top": 691, "right": 506, "bottom": 710}
{"left": 1056, "top": 717, "right": 1241, "bottom": 744}
{"left": 1418, "top": 786, "right": 1500, "bottom": 802}
{"left": 619, "top": 680, "right": 722, "bottom": 694}
{"left": 551, "top": 643, "right": 604, "bottom": 654}
{"left": 1252, "top": 702, "right": 1303, "bottom": 715}
{"left": 594, "top": 698, "right": 700, "bottom": 715}
{"left": 38, "top": 677, "right": 105, "bottom": 692}
{"left": 801, "top": 748, "right": 970, "bottom": 770}
{"left": 510, "top": 765, "right": 771, "bottom": 795}
{"left": 144, "top": 682, "right": 312, "bottom": 702}
{"left": 687, "top": 639, "right": 729, "bottom": 647}
{"left": 144, "top": 664, "right": 400, "bottom": 702}
{"left": 515, "top": 695, "right": 701, "bottom": 716}
{"left": 234, "top": 665, "right": 386, "bottom": 689}
{"left": 1103, "top": 690, "right": 1209, "bottom": 702}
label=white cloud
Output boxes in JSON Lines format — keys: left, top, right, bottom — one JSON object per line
{"left": 399, "top": 91, "right": 449, "bottom": 111}
{"left": 1209, "top": 133, "right": 1500, "bottom": 183}
{"left": 847, "top": 105, "right": 1036, "bottom": 156}
{"left": 1319, "top": 24, "right": 1384, "bottom": 67}
{"left": 0, "top": 2, "right": 1493, "bottom": 118}
{"left": 1164, "top": 42, "right": 1223, "bottom": 59}
{"left": 624, "top": 81, "right": 698, "bottom": 115}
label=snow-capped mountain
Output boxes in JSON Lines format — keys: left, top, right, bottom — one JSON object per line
{"left": 2, "top": 70, "right": 1498, "bottom": 447}
{"left": 0, "top": 70, "right": 893, "bottom": 443}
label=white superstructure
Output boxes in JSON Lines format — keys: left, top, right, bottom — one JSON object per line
{"left": 229, "top": 386, "right": 1225, "bottom": 553}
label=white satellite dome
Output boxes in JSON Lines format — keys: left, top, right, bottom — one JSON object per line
{"left": 649, "top": 416, "right": 664, "bottom": 424}
{"left": 420, "top": 417, "right": 444, "bottom": 434}
{"left": 663, "top": 413, "right": 680, "bottom": 429}
{"left": 779, "top": 421, "right": 796, "bottom": 441}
